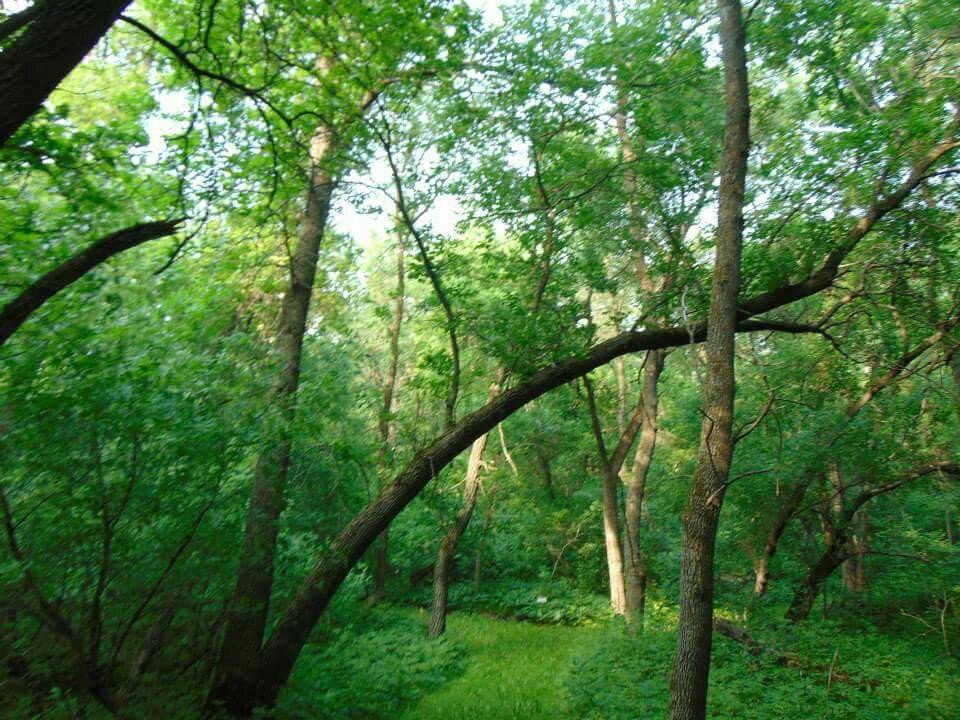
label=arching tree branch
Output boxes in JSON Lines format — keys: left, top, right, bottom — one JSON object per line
{"left": 0, "top": 218, "right": 185, "bottom": 346}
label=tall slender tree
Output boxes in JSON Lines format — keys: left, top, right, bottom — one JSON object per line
{"left": 668, "top": 1, "right": 749, "bottom": 717}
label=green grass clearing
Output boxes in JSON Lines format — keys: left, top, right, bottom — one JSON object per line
{"left": 398, "top": 611, "right": 597, "bottom": 720}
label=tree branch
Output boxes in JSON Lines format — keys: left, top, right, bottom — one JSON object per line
{"left": 846, "top": 462, "right": 960, "bottom": 520}
{"left": 0, "top": 218, "right": 184, "bottom": 347}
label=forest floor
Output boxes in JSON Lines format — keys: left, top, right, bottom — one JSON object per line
{"left": 398, "top": 612, "right": 596, "bottom": 720}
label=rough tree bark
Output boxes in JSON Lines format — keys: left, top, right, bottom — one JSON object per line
{"left": 0, "top": 219, "right": 184, "bottom": 347}
{"left": 668, "top": 1, "right": 749, "bottom": 718}
{"left": 205, "top": 127, "right": 336, "bottom": 714}
{"left": 0, "top": 0, "right": 132, "bottom": 147}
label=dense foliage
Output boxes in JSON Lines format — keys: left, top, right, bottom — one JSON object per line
{"left": 1, "top": 0, "right": 958, "bottom": 717}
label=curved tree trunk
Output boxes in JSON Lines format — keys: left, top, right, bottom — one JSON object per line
{"left": 624, "top": 349, "right": 664, "bottom": 618}
{"left": 213, "top": 276, "right": 947, "bottom": 714}
{"left": 669, "top": 1, "right": 749, "bottom": 718}
{"left": 237, "top": 320, "right": 839, "bottom": 713}
{"left": 0, "top": 0, "right": 132, "bottom": 147}
{"left": 206, "top": 130, "right": 336, "bottom": 716}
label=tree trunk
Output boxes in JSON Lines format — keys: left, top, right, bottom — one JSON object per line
{"left": 601, "top": 462, "right": 627, "bottom": 615}
{"left": 535, "top": 447, "right": 556, "bottom": 500}
{"left": 951, "top": 350, "right": 960, "bottom": 421}
{"left": 668, "top": 1, "right": 748, "bottom": 718}
{"left": 205, "top": 130, "right": 336, "bottom": 715}
{"left": 0, "top": 0, "right": 132, "bottom": 147}
{"left": 372, "top": 529, "right": 390, "bottom": 602}
{"left": 624, "top": 349, "right": 664, "bottom": 618}
{"left": 372, "top": 235, "right": 405, "bottom": 602}
{"left": 843, "top": 510, "right": 868, "bottom": 592}
{"left": 753, "top": 477, "right": 810, "bottom": 595}
{"left": 472, "top": 490, "right": 497, "bottom": 597}
{"left": 584, "top": 376, "right": 627, "bottom": 615}
{"left": 786, "top": 531, "right": 850, "bottom": 622}
{"left": 427, "top": 427, "right": 489, "bottom": 637}
{"left": 427, "top": 378, "right": 501, "bottom": 637}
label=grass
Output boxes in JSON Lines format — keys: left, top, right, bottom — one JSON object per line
{"left": 398, "top": 611, "right": 597, "bottom": 720}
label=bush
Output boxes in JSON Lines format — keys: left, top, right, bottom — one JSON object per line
{"left": 449, "top": 577, "right": 612, "bottom": 625}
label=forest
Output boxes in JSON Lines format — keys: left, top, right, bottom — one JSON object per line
{"left": 1, "top": 0, "right": 959, "bottom": 718}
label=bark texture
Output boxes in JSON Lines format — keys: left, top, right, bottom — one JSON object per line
{"left": 0, "top": 219, "right": 183, "bottom": 347}
{"left": 669, "top": 1, "right": 749, "bottom": 718}
{"left": 0, "top": 0, "right": 132, "bottom": 146}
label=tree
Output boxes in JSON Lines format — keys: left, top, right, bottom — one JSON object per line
{"left": 668, "top": 1, "right": 749, "bottom": 717}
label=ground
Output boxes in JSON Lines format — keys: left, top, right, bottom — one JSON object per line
{"left": 398, "top": 612, "right": 596, "bottom": 720}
